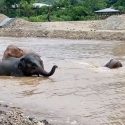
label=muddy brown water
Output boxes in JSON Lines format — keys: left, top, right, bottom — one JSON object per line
{"left": 0, "top": 37, "right": 125, "bottom": 125}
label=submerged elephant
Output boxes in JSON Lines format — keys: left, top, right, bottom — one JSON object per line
{"left": 0, "top": 53, "right": 57, "bottom": 77}
{"left": 2, "top": 45, "right": 27, "bottom": 60}
{"left": 104, "top": 59, "right": 122, "bottom": 69}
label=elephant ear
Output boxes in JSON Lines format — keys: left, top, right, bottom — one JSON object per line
{"left": 18, "top": 58, "right": 26, "bottom": 69}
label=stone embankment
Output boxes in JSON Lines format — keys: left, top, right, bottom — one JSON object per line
{"left": 0, "top": 14, "right": 125, "bottom": 40}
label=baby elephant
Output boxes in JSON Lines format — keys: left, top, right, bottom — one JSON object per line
{"left": 0, "top": 53, "right": 58, "bottom": 77}
{"left": 1, "top": 45, "right": 58, "bottom": 77}
{"left": 104, "top": 59, "right": 122, "bottom": 69}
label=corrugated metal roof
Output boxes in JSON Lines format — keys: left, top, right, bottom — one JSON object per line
{"left": 95, "top": 8, "right": 119, "bottom": 13}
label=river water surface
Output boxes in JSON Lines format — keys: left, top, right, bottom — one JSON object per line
{"left": 0, "top": 37, "right": 125, "bottom": 125}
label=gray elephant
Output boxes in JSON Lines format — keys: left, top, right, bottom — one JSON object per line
{"left": 0, "top": 53, "right": 57, "bottom": 77}
{"left": 104, "top": 59, "right": 122, "bottom": 69}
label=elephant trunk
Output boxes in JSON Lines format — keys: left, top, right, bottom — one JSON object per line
{"left": 39, "top": 65, "right": 58, "bottom": 77}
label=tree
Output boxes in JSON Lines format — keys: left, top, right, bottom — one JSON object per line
{"left": 69, "top": 5, "right": 88, "bottom": 20}
{"left": 5, "top": 0, "right": 21, "bottom": 8}
{"left": 0, "top": 0, "right": 5, "bottom": 6}
{"left": 20, "top": 0, "right": 35, "bottom": 17}
{"left": 82, "top": 0, "right": 107, "bottom": 14}
{"left": 106, "top": 0, "right": 118, "bottom": 7}
{"left": 0, "top": 0, "right": 5, "bottom": 12}
{"left": 113, "top": 0, "right": 125, "bottom": 11}
{"left": 109, "top": 0, "right": 118, "bottom": 4}
{"left": 69, "top": 0, "right": 79, "bottom": 5}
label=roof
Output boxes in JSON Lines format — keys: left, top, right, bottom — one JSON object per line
{"left": 95, "top": 8, "right": 119, "bottom": 13}
{"left": 33, "top": 3, "right": 52, "bottom": 8}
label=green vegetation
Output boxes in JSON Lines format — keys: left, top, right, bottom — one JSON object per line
{"left": 113, "top": 0, "right": 125, "bottom": 12}
{"left": 0, "top": 0, "right": 124, "bottom": 22}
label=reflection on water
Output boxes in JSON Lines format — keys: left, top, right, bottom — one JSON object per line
{"left": 19, "top": 88, "right": 44, "bottom": 97}
{"left": 0, "top": 37, "right": 125, "bottom": 125}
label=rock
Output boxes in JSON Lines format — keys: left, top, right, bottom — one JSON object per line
{"left": 0, "top": 103, "right": 51, "bottom": 125}
{"left": 40, "top": 120, "right": 51, "bottom": 125}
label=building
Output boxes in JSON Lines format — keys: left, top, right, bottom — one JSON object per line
{"left": 11, "top": 3, "right": 52, "bottom": 9}
{"left": 33, "top": 3, "right": 52, "bottom": 8}
{"left": 95, "top": 8, "right": 120, "bottom": 19}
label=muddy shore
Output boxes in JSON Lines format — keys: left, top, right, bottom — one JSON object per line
{"left": 0, "top": 103, "right": 51, "bottom": 125}
{"left": 0, "top": 14, "right": 125, "bottom": 41}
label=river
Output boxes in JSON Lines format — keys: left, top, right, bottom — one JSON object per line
{"left": 0, "top": 37, "right": 125, "bottom": 125}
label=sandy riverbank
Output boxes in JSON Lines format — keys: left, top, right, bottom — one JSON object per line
{"left": 0, "top": 14, "right": 125, "bottom": 40}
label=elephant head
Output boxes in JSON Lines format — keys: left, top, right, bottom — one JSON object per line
{"left": 104, "top": 59, "right": 122, "bottom": 69}
{"left": 18, "top": 53, "right": 58, "bottom": 77}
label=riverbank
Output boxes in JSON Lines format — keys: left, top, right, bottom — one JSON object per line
{"left": 0, "top": 14, "right": 125, "bottom": 41}
{"left": 0, "top": 103, "right": 51, "bottom": 125}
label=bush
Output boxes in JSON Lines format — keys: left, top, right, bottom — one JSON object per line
{"left": 52, "top": 15, "right": 72, "bottom": 21}
{"left": 28, "top": 15, "right": 47, "bottom": 22}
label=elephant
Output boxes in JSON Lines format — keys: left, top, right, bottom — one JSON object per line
{"left": 2, "top": 45, "right": 27, "bottom": 60}
{"left": 0, "top": 53, "right": 58, "bottom": 77}
{"left": 104, "top": 59, "right": 122, "bottom": 69}
{"left": 1, "top": 45, "right": 58, "bottom": 77}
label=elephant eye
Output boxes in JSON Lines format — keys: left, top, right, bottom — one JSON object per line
{"left": 32, "top": 63, "right": 37, "bottom": 67}
{"left": 32, "top": 63, "right": 37, "bottom": 69}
